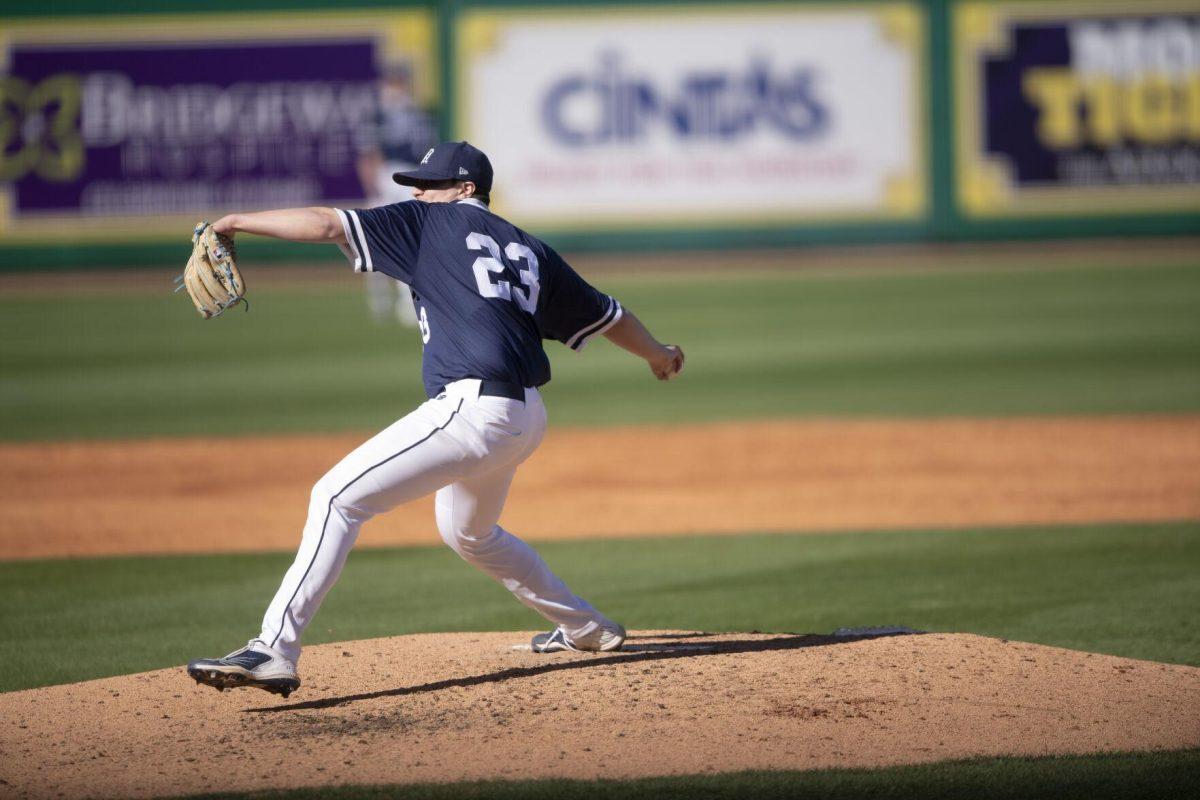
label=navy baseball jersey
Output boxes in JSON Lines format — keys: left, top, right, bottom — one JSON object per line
{"left": 335, "top": 199, "right": 623, "bottom": 398}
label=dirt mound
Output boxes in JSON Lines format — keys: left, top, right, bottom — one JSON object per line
{"left": 3, "top": 415, "right": 1199, "bottom": 560}
{"left": 1, "top": 631, "right": 1197, "bottom": 799}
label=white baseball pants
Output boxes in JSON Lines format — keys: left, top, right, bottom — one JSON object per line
{"left": 259, "top": 379, "right": 610, "bottom": 663}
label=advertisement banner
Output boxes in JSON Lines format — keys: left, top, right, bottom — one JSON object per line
{"left": 955, "top": 1, "right": 1200, "bottom": 217}
{"left": 455, "top": 4, "right": 926, "bottom": 230}
{"left": 0, "top": 11, "right": 437, "bottom": 242}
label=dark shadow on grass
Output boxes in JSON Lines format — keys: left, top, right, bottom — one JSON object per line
{"left": 244, "top": 629, "right": 920, "bottom": 715}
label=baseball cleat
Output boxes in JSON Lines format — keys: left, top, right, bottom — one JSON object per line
{"left": 531, "top": 622, "right": 626, "bottom": 653}
{"left": 187, "top": 639, "right": 300, "bottom": 698}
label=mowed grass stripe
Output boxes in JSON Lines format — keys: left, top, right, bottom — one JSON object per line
{"left": 183, "top": 750, "right": 1200, "bottom": 800}
{"left": 1, "top": 261, "right": 1198, "bottom": 439}
{"left": 1, "top": 522, "right": 1197, "bottom": 693}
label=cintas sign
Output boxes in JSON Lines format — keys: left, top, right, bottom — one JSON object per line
{"left": 540, "top": 54, "right": 829, "bottom": 146}
{"left": 458, "top": 5, "right": 926, "bottom": 228}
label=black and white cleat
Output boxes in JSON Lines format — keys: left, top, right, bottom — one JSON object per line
{"left": 186, "top": 640, "right": 300, "bottom": 698}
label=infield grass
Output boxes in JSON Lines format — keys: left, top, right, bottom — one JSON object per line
{"left": 1, "top": 521, "right": 1197, "bottom": 693}
{"left": 2, "top": 260, "right": 1199, "bottom": 439}
{"left": 185, "top": 750, "right": 1200, "bottom": 800}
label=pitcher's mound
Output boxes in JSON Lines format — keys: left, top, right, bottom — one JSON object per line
{"left": 2, "top": 631, "right": 1198, "bottom": 799}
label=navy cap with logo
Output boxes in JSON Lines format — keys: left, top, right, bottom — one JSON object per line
{"left": 393, "top": 141, "right": 493, "bottom": 194}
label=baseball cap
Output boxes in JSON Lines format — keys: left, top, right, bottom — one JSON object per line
{"left": 393, "top": 141, "right": 493, "bottom": 194}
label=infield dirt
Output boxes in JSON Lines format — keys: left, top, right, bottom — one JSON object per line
{"left": 1, "top": 631, "right": 1198, "bottom": 799}
{"left": 4, "top": 415, "right": 1199, "bottom": 797}
{"left": 1, "top": 415, "right": 1198, "bottom": 559}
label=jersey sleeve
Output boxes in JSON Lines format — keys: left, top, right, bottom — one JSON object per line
{"left": 538, "top": 250, "right": 624, "bottom": 351}
{"left": 334, "top": 201, "right": 429, "bottom": 283}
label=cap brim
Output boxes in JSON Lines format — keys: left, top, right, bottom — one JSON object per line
{"left": 392, "top": 166, "right": 455, "bottom": 186}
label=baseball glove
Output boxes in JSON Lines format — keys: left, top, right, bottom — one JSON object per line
{"left": 177, "top": 221, "right": 246, "bottom": 319}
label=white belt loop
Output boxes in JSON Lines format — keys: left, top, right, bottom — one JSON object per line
{"left": 442, "top": 378, "right": 482, "bottom": 403}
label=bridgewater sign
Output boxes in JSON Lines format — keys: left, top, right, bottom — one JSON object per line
{"left": 0, "top": 10, "right": 436, "bottom": 241}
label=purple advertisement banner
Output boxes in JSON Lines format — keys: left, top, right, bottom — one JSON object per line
{"left": 4, "top": 38, "right": 384, "bottom": 221}
{"left": 982, "top": 13, "right": 1200, "bottom": 189}
{"left": 956, "top": 3, "right": 1200, "bottom": 217}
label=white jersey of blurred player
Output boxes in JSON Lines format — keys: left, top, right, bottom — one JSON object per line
{"left": 356, "top": 68, "right": 437, "bottom": 327}
{"left": 364, "top": 176, "right": 419, "bottom": 326}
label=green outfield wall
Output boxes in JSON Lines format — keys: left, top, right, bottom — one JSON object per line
{"left": 0, "top": 0, "right": 1196, "bottom": 269}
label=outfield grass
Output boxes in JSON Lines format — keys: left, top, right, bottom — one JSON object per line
{"left": 187, "top": 750, "right": 1200, "bottom": 800}
{"left": 1, "top": 522, "right": 1196, "bottom": 693}
{"left": 2, "top": 261, "right": 1198, "bottom": 439}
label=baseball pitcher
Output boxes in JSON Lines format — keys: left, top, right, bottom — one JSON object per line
{"left": 186, "top": 141, "right": 684, "bottom": 697}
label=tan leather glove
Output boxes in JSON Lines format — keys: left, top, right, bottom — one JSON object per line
{"left": 178, "top": 221, "right": 246, "bottom": 319}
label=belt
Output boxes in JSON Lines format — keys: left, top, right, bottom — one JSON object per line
{"left": 478, "top": 380, "right": 526, "bottom": 402}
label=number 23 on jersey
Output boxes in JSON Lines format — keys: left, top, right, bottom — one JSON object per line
{"left": 419, "top": 233, "right": 541, "bottom": 346}
{"left": 467, "top": 232, "right": 540, "bottom": 313}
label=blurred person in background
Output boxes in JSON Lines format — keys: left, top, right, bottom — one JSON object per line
{"left": 356, "top": 63, "right": 438, "bottom": 327}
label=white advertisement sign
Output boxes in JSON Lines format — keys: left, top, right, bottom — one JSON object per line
{"left": 457, "top": 4, "right": 926, "bottom": 229}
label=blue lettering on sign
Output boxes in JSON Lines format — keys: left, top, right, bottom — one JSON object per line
{"left": 542, "top": 53, "right": 828, "bottom": 146}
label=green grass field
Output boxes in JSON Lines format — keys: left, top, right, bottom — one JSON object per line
{"left": 3, "top": 257, "right": 1199, "bottom": 798}
{"left": 2, "top": 523, "right": 1196, "bottom": 693}
{"left": 187, "top": 751, "right": 1200, "bottom": 800}
{"left": 2, "top": 261, "right": 1199, "bottom": 439}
